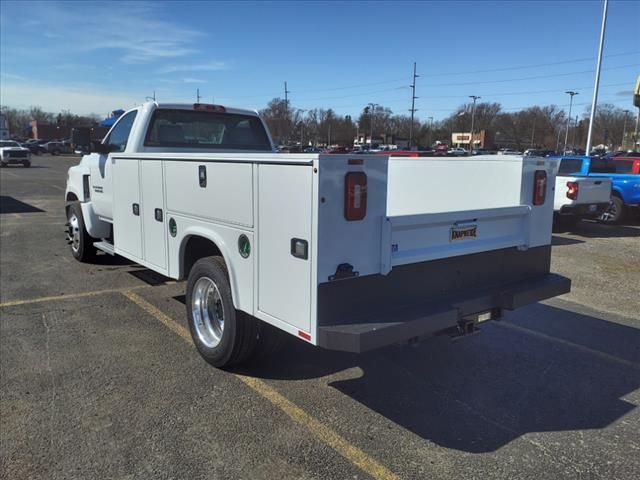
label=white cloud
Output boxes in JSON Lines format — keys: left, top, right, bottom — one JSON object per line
{"left": 0, "top": 80, "right": 143, "bottom": 116}
{"left": 158, "top": 62, "right": 228, "bottom": 74}
{"left": 8, "top": 2, "right": 206, "bottom": 64}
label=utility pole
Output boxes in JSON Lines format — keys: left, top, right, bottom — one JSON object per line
{"left": 563, "top": 91, "right": 578, "bottom": 153}
{"left": 367, "top": 103, "right": 379, "bottom": 148}
{"left": 469, "top": 95, "right": 480, "bottom": 152}
{"left": 530, "top": 117, "right": 536, "bottom": 148}
{"left": 196, "top": 88, "right": 201, "bottom": 103}
{"left": 621, "top": 110, "right": 630, "bottom": 150}
{"left": 408, "top": 62, "right": 419, "bottom": 149}
{"left": 428, "top": 116, "right": 434, "bottom": 147}
{"left": 284, "top": 81, "right": 291, "bottom": 143}
{"left": 586, "top": 0, "right": 608, "bottom": 154}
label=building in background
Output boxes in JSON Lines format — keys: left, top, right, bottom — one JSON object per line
{"left": 0, "top": 113, "right": 9, "bottom": 140}
{"left": 451, "top": 130, "right": 492, "bottom": 149}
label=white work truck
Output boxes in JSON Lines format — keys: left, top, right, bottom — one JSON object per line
{"left": 66, "top": 102, "right": 570, "bottom": 367}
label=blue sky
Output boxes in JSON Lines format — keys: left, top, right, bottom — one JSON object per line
{"left": 0, "top": 0, "right": 638, "bottom": 120}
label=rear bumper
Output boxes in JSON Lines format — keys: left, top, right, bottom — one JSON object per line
{"left": 558, "top": 202, "right": 609, "bottom": 217}
{"left": 317, "top": 273, "right": 570, "bottom": 353}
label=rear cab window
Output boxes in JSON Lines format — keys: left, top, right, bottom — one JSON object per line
{"left": 144, "top": 109, "right": 272, "bottom": 151}
{"left": 557, "top": 158, "right": 584, "bottom": 175}
{"left": 588, "top": 158, "right": 616, "bottom": 174}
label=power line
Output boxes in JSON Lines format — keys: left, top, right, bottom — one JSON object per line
{"left": 420, "top": 64, "right": 637, "bottom": 88}
{"left": 214, "top": 52, "right": 637, "bottom": 100}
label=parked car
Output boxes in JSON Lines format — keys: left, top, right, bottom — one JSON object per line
{"left": 597, "top": 156, "right": 640, "bottom": 223}
{"left": 0, "top": 140, "right": 32, "bottom": 167}
{"left": 44, "top": 140, "right": 73, "bottom": 155}
{"left": 524, "top": 149, "right": 556, "bottom": 157}
{"left": 551, "top": 156, "right": 612, "bottom": 229}
{"left": 20, "top": 142, "right": 41, "bottom": 155}
{"left": 498, "top": 149, "right": 523, "bottom": 155}
{"left": 551, "top": 155, "right": 639, "bottom": 223}
{"left": 447, "top": 147, "right": 468, "bottom": 156}
{"left": 25, "top": 139, "right": 50, "bottom": 154}
{"left": 472, "top": 149, "right": 496, "bottom": 155}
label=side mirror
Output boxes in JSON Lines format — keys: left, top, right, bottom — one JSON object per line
{"left": 91, "top": 141, "right": 117, "bottom": 155}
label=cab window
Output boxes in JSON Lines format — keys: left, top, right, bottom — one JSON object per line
{"left": 104, "top": 110, "right": 137, "bottom": 152}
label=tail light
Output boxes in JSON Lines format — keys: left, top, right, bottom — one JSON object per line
{"left": 566, "top": 181, "right": 579, "bottom": 200}
{"left": 533, "top": 170, "right": 547, "bottom": 206}
{"left": 344, "top": 172, "right": 367, "bottom": 221}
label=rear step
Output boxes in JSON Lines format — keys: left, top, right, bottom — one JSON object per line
{"left": 94, "top": 241, "right": 115, "bottom": 256}
{"left": 317, "top": 273, "right": 571, "bottom": 353}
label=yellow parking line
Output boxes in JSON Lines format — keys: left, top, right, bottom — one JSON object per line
{"left": 0, "top": 285, "right": 147, "bottom": 308}
{"left": 121, "top": 290, "right": 400, "bottom": 480}
{"left": 495, "top": 321, "right": 640, "bottom": 371}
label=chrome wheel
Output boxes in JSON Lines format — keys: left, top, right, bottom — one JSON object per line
{"left": 191, "top": 277, "right": 225, "bottom": 348}
{"left": 600, "top": 198, "right": 619, "bottom": 223}
{"left": 67, "top": 213, "right": 80, "bottom": 253}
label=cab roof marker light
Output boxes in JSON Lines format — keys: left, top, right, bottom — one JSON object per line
{"left": 193, "top": 104, "right": 226, "bottom": 113}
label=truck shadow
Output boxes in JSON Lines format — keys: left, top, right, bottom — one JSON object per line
{"left": 0, "top": 196, "right": 45, "bottom": 214}
{"left": 242, "top": 303, "right": 640, "bottom": 453}
{"left": 568, "top": 220, "right": 640, "bottom": 238}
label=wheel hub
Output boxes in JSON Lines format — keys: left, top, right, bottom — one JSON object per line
{"left": 67, "top": 213, "right": 80, "bottom": 253}
{"left": 191, "top": 277, "right": 225, "bottom": 348}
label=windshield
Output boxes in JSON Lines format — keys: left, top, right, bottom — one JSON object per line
{"left": 144, "top": 109, "right": 272, "bottom": 151}
{"left": 0, "top": 141, "right": 20, "bottom": 147}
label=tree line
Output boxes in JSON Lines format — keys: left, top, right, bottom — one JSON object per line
{"left": 260, "top": 98, "right": 637, "bottom": 150}
{"left": 2, "top": 100, "right": 635, "bottom": 150}
{"left": 1, "top": 106, "right": 100, "bottom": 137}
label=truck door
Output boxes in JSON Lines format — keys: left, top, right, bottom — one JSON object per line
{"left": 90, "top": 110, "right": 138, "bottom": 220}
{"left": 140, "top": 160, "right": 167, "bottom": 272}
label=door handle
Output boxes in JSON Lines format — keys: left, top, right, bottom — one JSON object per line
{"left": 155, "top": 208, "right": 163, "bottom": 222}
{"left": 199, "top": 165, "right": 207, "bottom": 188}
{"left": 132, "top": 203, "right": 140, "bottom": 216}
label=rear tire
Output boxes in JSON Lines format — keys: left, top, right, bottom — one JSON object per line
{"left": 599, "top": 195, "right": 625, "bottom": 224}
{"left": 66, "top": 203, "right": 97, "bottom": 262}
{"left": 186, "top": 256, "right": 259, "bottom": 368}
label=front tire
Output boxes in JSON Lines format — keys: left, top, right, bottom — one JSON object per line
{"left": 23, "top": 161, "right": 31, "bottom": 168}
{"left": 186, "top": 256, "right": 259, "bottom": 368}
{"left": 66, "top": 203, "right": 97, "bottom": 262}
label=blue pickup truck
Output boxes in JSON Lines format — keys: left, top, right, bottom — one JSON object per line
{"left": 554, "top": 155, "right": 640, "bottom": 223}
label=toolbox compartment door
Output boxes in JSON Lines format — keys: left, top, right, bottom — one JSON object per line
{"left": 257, "top": 164, "right": 313, "bottom": 332}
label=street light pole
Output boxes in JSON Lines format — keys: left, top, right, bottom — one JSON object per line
{"left": 622, "top": 110, "right": 630, "bottom": 150}
{"left": 585, "top": 0, "right": 608, "bottom": 154}
{"left": 563, "top": 91, "right": 578, "bottom": 153}
{"left": 469, "top": 95, "right": 480, "bottom": 152}
{"left": 428, "top": 116, "right": 434, "bottom": 147}
{"left": 367, "top": 103, "right": 379, "bottom": 148}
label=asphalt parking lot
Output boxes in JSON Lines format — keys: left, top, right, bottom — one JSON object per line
{"left": 1, "top": 155, "right": 639, "bottom": 480}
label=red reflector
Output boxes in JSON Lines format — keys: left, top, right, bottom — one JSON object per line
{"left": 344, "top": 172, "right": 368, "bottom": 221}
{"left": 298, "top": 330, "right": 311, "bottom": 341}
{"left": 533, "top": 170, "right": 547, "bottom": 206}
{"left": 348, "top": 158, "right": 363, "bottom": 165}
{"left": 193, "top": 103, "right": 226, "bottom": 113}
{"left": 566, "top": 181, "right": 579, "bottom": 200}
